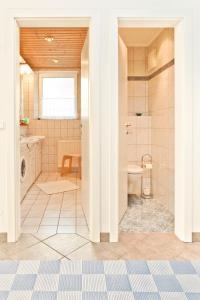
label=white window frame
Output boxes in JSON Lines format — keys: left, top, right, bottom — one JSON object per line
{"left": 38, "top": 71, "right": 78, "bottom": 120}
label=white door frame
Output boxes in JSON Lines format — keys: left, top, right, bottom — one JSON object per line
{"left": 109, "top": 10, "right": 193, "bottom": 242}
{"left": 6, "top": 9, "right": 101, "bottom": 242}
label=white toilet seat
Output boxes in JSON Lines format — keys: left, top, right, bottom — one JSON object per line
{"left": 128, "top": 164, "right": 143, "bottom": 174}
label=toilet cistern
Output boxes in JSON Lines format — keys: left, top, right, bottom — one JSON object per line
{"left": 128, "top": 164, "right": 143, "bottom": 175}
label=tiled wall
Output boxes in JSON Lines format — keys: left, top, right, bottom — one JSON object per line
{"left": 127, "top": 47, "right": 148, "bottom": 115}
{"left": 20, "top": 74, "right": 33, "bottom": 119}
{"left": 127, "top": 29, "right": 174, "bottom": 214}
{"left": 147, "top": 29, "right": 174, "bottom": 73}
{"left": 148, "top": 29, "right": 174, "bottom": 213}
{"left": 21, "top": 72, "right": 81, "bottom": 172}
{"left": 127, "top": 49, "right": 151, "bottom": 170}
{"left": 28, "top": 119, "right": 81, "bottom": 172}
{"left": 127, "top": 116, "right": 151, "bottom": 166}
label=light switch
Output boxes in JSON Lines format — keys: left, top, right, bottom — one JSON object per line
{"left": 0, "top": 120, "right": 5, "bottom": 129}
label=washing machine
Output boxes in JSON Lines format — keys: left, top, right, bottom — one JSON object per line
{"left": 20, "top": 144, "right": 30, "bottom": 201}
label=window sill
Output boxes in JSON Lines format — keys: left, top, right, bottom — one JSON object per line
{"left": 38, "top": 116, "right": 79, "bottom": 120}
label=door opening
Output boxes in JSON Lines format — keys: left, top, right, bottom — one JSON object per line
{"left": 8, "top": 15, "right": 100, "bottom": 243}
{"left": 19, "top": 26, "right": 91, "bottom": 241}
{"left": 109, "top": 16, "right": 193, "bottom": 243}
{"left": 118, "top": 27, "right": 175, "bottom": 234}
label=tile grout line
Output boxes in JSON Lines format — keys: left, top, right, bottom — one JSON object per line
{"left": 36, "top": 190, "right": 52, "bottom": 233}
{"left": 75, "top": 170, "right": 90, "bottom": 238}
{"left": 57, "top": 186, "right": 65, "bottom": 234}
{"left": 39, "top": 237, "right": 70, "bottom": 259}
{"left": 22, "top": 172, "right": 50, "bottom": 231}
{"left": 20, "top": 171, "right": 91, "bottom": 259}
{"left": 64, "top": 240, "right": 91, "bottom": 258}
{"left": 21, "top": 189, "right": 41, "bottom": 226}
{"left": 40, "top": 234, "right": 90, "bottom": 258}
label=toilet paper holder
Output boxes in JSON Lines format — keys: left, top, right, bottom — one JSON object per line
{"left": 141, "top": 154, "right": 153, "bottom": 199}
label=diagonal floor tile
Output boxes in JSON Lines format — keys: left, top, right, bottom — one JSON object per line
{"left": 67, "top": 242, "right": 119, "bottom": 260}
{"left": 10, "top": 242, "right": 63, "bottom": 260}
{"left": 0, "top": 234, "right": 40, "bottom": 256}
{"left": 32, "top": 232, "right": 56, "bottom": 242}
{"left": 43, "top": 234, "right": 89, "bottom": 256}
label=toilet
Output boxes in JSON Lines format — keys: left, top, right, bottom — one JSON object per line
{"left": 128, "top": 164, "right": 143, "bottom": 196}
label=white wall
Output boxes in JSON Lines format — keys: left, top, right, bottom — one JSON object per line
{"left": 0, "top": 0, "right": 200, "bottom": 236}
{"left": 192, "top": 10, "right": 200, "bottom": 233}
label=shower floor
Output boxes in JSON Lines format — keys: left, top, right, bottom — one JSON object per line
{"left": 119, "top": 196, "right": 174, "bottom": 233}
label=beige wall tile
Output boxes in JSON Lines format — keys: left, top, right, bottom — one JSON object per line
{"left": 134, "top": 97, "right": 146, "bottom": 113}
{"left": 127, "top": 116, "right": 152, "bottom": 166}
{"left": 127, "top": 129, "right": 137, "bottom": 145}
{"left": 134, "top": 61, "right": 146, "bottom": 76}
{"left": 128, "top": 62, "right": 134, "bottom": 76}
{"left": 137, "top": 116, "right": 151, "bottom": 128}
{"left": 148, "top": 29, "right": 175, "bottom": 213}
{"left": 133, "top": 82, "right": 147, "bottom": 97}
{"left": 128, "top": 145, "right": 137, "bottom": 162}
{"left": 128, "top": 82, "right": 135, "bottom": 97}
{"left": 128, "top": 47, "right": 134, "bottom": 61}
{"left": 137, "top": 129, "right": 150, "bottom": 145}
{"left": 147, "top": 29, "right": 174, "bottom": 74}
{"left": 133, "top": 47, "right": 146, "bottom": 60}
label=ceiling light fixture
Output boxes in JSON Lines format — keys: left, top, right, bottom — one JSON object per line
{"left": 52, "top": 59, "right": 59, "bottom": 63}
{"left": 44, "top": 36, "right": 54, "bottom": 42}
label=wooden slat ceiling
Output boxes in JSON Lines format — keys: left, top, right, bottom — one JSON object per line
{"left": 20, "top": 27, "right": 88, "bottom": 70}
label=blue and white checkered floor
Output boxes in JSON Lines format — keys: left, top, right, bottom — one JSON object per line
{"left": 0, "top": 260, "right": 200, "bottom": 299}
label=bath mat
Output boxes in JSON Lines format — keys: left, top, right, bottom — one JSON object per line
{"left": 0, "top": 260, "right": 200, "bottom": 298}
{"left": 37, "top": 180, "right": 79, "bottom": 194}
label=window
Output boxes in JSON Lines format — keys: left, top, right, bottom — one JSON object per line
{"left": 39, "top": 72, "right": 77, "bottom": 119}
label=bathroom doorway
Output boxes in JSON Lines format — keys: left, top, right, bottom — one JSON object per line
{"left": 109, "top": 16, "right": 193, "bottom": 243}
{"left": 118, "top": 27, "right": 175, "bottom": 233}
{"left": 8, "top": 15, "right": 100, "bottom": 243}
{"left": 19, "top": 26, "right": 91, "bottom": 240}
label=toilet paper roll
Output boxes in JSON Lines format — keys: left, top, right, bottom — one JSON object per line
{"left": 145, "top": 163, "right": 152, "bottom": 169}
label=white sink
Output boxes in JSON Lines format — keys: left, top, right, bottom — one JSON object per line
{"left": 20, "top": 135, "right": 45, "bottom": 145}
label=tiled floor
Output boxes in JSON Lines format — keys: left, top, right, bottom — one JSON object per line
{"left": 21, "top": 172, "right": 89, "bottom": 238}
{"left": 0, "top": 174, "right": 197, "bottom": 261}
{"left": 119, "top": 197, "right": 174, "bottom": 233}
{"left": 1, "top": 233, "right": 200, "bottom": 261}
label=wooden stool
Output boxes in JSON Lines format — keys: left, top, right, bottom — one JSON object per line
{"left": 61, "top": 154, "right": 81, "bottom": 179}
{"left": 61, "top": 155, "right": 72, "bottom": 176}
